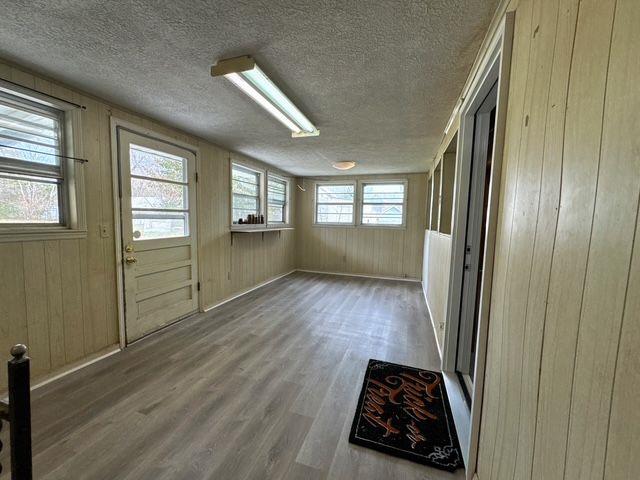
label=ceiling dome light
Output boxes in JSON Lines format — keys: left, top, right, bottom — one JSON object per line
{"left": 332, "top": 161, "right": 356, "bottom": 171}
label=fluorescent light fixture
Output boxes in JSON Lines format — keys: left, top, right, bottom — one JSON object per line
{"left": 212, "top": 56, "right": 319, "bottom": 138}
{"left": 332, "top": 161, "right": 356, "bottom": 170}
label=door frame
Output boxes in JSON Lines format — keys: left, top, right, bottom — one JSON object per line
{"left": 440, "top": 12, "right": 514, "bottom": 478}
{"left": 455, "top": 81, "right": 498, "bottom": 390}
{"left": 110, "top": 117, "right": 202, "bottom": 349}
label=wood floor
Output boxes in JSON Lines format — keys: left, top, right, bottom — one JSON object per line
{"left": 1, "top": 272, "right": 463, "bottom": 480}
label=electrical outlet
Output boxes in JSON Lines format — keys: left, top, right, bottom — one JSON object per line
{"left": 100, "top": 224, "right": 110, "bottom": 238}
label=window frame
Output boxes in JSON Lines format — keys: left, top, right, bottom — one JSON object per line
{"left": 313, "top": 180, "right": 357, "bottom": 227}
{"left": 230, "top": 161, "right": 265, "bottom": 229}
{"left": 266, "top": 172, "right": 291, "bottom": 227}
{"left": 0, "top": 79, "right": 86, "bottom": 241}
{"left": 358, "top": 179, "right": 408, "bottom": 229}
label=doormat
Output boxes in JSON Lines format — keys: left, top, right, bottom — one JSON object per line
{"left": 349, "top": 359, "right": 463, "bottom": 472}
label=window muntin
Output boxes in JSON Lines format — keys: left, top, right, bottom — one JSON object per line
{"left": 315, "top": 183, "right": 355, "bottom": 224}
{"left": 267, "top": 174, "right": 288, "bottom": 224}
{"left": 361, "top": 182, "right": 406, "bottom": 226}
{"left": 0, "top": 92, "right": 65, "bottom": 225}
{"left": 129, "top": 144, "right": 189, "bottom": 240}
{"left": 232, "top": 163, "right": 261, "bottom": 223}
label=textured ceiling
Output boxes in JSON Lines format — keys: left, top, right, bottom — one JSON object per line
{"left": 0, "top": 0, "right": 498, "bottom": 176}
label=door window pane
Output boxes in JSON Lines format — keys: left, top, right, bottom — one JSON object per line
{"left": 132, "top": 211, "right": 188, "bottom": 240}
{"left": 130, "top": 145, "right": 186, "bottom": 182}
{"left": 129, "top": 144, "right": 190, "bottom": 240}
{"left": 131, "top": 178, "right": 187, "bottom": 210}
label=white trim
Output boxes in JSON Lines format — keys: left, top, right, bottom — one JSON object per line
{"left": 422, "top": 281, "right": 443, "bottom": 361}
{"left": 203, "top": 270, "right": 296, "bottom": 312}
{"left": 296, "top": 269, "right": 420, "bottom": 283}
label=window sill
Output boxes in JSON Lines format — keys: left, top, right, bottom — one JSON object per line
{"left": 230, "top": 226, "right": 294, "bottom": 233}
{"left": 0, "top": 228, "right": 88, "bottom": 243}
{"left": 312, "top": 223, "right": 406, "bottom": 230}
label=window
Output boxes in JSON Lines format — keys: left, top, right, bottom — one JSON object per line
{"left": 360, "top": 181, "right": 406, "bottom": 226}
{"left": 0, "top": 91, "right": 65, "bottom": 225}
{"left": 315, "top": 182, "right": 355, "bottom": 224}
{"left": 231, "top": 163, "right": 262, "bottom": 224}
{"left": 267, "top": 174, "right": 288, "bottom": 224}
{"left": 129, "top": 144, "right": 189, "bottom": 240}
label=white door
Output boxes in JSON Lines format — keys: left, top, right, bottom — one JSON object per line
{"left": 117, "top": 129, "right": 199, "bottom": 343}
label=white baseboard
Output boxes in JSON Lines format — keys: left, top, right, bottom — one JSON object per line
{"left": 296, "top": 269, "right": 420, "bottom": 283}
{"left": 203, "top": 270, "right": 296, "bottom": 312}
{"left": 1, "top": 345, "right": 121, "bottom": 400}
{"left": 422, "top": 281, "right": 443, "bottom": 362}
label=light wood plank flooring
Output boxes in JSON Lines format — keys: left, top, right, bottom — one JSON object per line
{"left": 2, "top": 272, "right": 463, "bottom": 479}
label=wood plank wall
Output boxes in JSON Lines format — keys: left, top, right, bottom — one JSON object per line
{"left": 422, "top": 231, "right": 451, "bottom": 351}
{"left": 427, "top": 0, "right": 640, "bottom": 478}
{"left": 0, "top": 59, "right": 296, "bottom": 389}
{"left": 295, "top": 174, "right": 427, "bottom": 280}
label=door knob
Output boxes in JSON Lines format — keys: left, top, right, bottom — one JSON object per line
{"left": 125, "top": 256, "right": 137, "bottom": 265}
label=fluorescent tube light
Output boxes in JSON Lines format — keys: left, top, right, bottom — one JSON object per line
{"left": 212, "top": 56, "right": 319, "bottom": 138}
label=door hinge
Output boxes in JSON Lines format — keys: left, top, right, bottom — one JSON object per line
{"left": 195, "top": 172, "right": 199, "bottom": 183}
{"left": 197, "top": 281, "right": 201, "bottom": 291}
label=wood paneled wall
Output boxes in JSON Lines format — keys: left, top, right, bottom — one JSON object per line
{"left": 0, "top": 60, "right": 296, "bottom": 389}
{"left": 295, "top": 174, "right": 427, "bottom": 280}
{"left": 429, "top": 0, "right": 640, "bottom": 478}
{"left": 422, "top": 231, "right": 451, "bottom": 351}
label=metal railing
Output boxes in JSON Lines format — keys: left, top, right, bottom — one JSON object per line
{"left": 0, "top": 345, "right": 32, "bottom": 480}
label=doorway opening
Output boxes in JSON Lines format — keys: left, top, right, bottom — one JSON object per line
{"left": 456, "top": 81, "right": 498, "bottom": 401}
